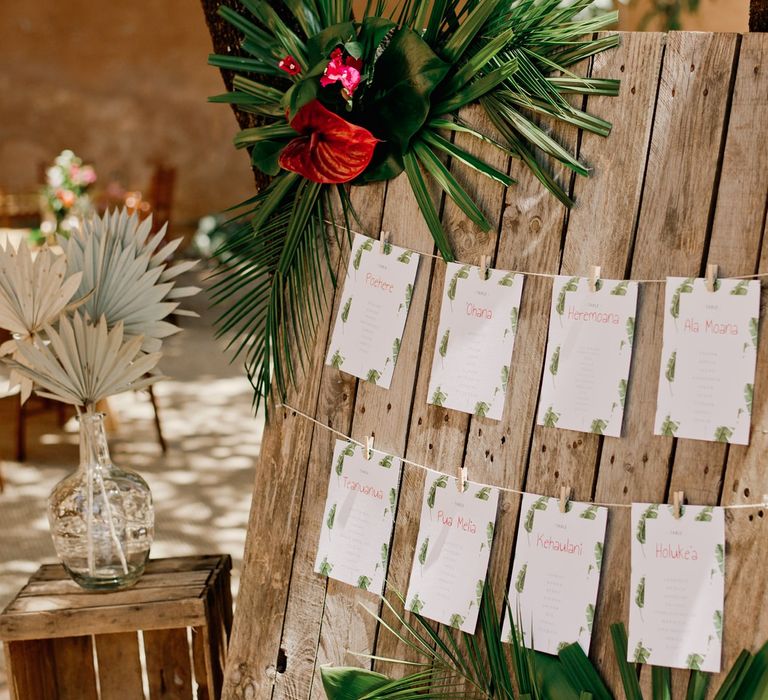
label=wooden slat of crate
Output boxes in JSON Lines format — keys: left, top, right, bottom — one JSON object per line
{"left": 94, "top": 632, "right": 145, "bottom": 700}
{"left": 144, "top": 627, "right": 194, "bottom": 699}
{"left": 51, "top": 635, "right": 99, "bottom": 700}
{"left": 3, "top": 639, "right": 57, "bottom": 699}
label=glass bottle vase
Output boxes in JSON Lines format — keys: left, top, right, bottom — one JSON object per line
{"left": 47, "top": 412, "right": 154, "bottom": 590}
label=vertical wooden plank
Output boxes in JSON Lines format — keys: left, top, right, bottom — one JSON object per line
{"left": 706, "top": 31, "right": 768, "bottom": 694}
{"left": 144, "top": 628, "right": 193, "bottom": 699}
{"left": 360, "top": 105, "right": 509, "bottom": 689}
{"left": 523, "top": 29, "right": 666, "bottom": 558}
{"left": 221, "top": 220, "right": 348, "bottom": 698}
{"left": 314, "top": 166, "right": 449, "bottom": 692}
{"left": 588, "top": 32, "right": 739, "bottom": 697}
{"left": 5, "top": 639, "right": 58, "bottom": 700}
{"left": 50, "top": 635, "right": 99, "bottom": 700}
{"left": 94, "top": 631, "right": 145, "bottom": 700}
{"left": 271, "top": 183, "right": 385, "bottom": 700}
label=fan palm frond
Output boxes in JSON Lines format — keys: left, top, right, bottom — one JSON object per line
{"left": 0, "top": 240, "right": 82, "bottom": 340}
{"left": 6, "top": 313, "right": 161, "bottom": 408}
{"left": 62, "top": 208, "right": 199, "bottom": 352}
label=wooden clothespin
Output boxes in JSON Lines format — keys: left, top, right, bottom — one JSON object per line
{"left": 673, "top": 490, "right": 684, "bottom": 519}
{"left": 705, "top": 263, "right": 719, "bottom": 292}
{"left": 559, "top": 485, "right": 571, "bottom": 514}
{"left": 479, "top": 255, "right": 490, "bottom": 280}
{"left": 458, "top": 465, "right": 468, "bottom": 493}
{"left": 380, "top": 230, "right": 390, "bottom": 253}
{"left": 364, "top": 435, "right": 374, "bottom": 460}
{"left": 588, "top": 265, "right": 602, "bottom": 293}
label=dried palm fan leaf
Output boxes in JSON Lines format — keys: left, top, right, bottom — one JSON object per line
{"left": 62, "top": 208, "right": 200, "bottom": 352}
{"left": 6, "top": 312, "right": 162, "bottom": 409}
{"left": 0, "top": 240, "right": 84, "bottom": 401}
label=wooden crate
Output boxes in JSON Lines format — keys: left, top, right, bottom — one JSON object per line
{"left": 0, "top": 554, "right": 232, "bottom": 700}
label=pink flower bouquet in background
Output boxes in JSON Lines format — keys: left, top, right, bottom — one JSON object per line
{"left": 43, "top": 149, "right": 97, "bottom": 237}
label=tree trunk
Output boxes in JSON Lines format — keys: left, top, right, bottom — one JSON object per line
{"left": 751, "top": 0, "right": 768, "bottom": 30}
{"left": 200, "top": 0, "right": 301, "bottom": 189}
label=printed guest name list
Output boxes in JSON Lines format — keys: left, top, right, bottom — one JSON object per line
{"left": 628, "top": 503, "right": 725, "bottom": 672}
{"left": 315, "top": 439, "right": 402, "bottom": 595}
{"left": 538, "top": 276, "right": 638, "bottom": 437}
{"left": 503, "top": 494, "right": 608, "bottom": 655}
{"left": 654, "top": 277, "right": 759, "bottom": 444}
{"left": 406, "top": 471, "right": 499, "bottom": 633}
{"left": 326, "top": 232, "right": 420, "bottom": 389}
{"left": 427, "top": 262, "right": 524, "bottom": 421}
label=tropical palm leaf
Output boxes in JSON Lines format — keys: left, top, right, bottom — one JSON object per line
{"left": 321, "top": 578, "right": 768, "bottom": 700}
{"left": 211, "top": 0, "right": 621, "bottom": 409}
{"left": 209, "top": 176, "right": 346, "bottom": 414}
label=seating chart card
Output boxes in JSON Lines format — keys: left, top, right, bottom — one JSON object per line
{"left": 314, "top": 439, "right": 402, "bottom": 595}
{"left": 628, "top": 503, "right": 725, "bottom": 672}
{"left": 326, "top": 232, "right": 420, "bottom": 388}
{"left": 654, "top": 277, "right": 760, "bottom": 444}
{"left": 405, "top": 471, "right": 499, "bottom": 633}
{"left": 502, "top": 494, "right": 608, "bottom": 655}
{"left": 537, "top": 276, "right": 638, "bottom": 437}
{"left": 427, "top": 263, "right": 524, "bottom": 420}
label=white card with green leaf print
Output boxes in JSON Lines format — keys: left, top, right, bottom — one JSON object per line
{"left": 314, "top": 439, "right": 402, "bottom": 595}
{"left": 628, "top": 503, "right": 724, "bottom": 672}
{"left": 405, "top": 471, "right": 499, "bottom": 634}
{"left": 654, "top": 277, "right": 760, "bottom": 444}
{"left": 502, "top": 494, "right": 608, "bottom": 655}
{"left": 537, "top": 276, "right": 638, "bottom": 437}
{"left": 326, "top": 232, "right": 420, "bottom": 388}
{"left": 426, "top": 263, "right": 524, "bottom": 420}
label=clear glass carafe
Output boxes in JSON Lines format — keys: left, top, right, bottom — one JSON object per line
{"left": 47, "top": 412, "right": 154, "bottom": 589}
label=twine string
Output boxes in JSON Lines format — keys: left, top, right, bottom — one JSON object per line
{"left": 277, "top": 402, "right": 768, "bottom": 511}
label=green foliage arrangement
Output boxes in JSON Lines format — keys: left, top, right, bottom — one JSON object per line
{"left": 208, "top": 0, "right": 621, "bottom": 412}
{"left": 320, "top": 584, "right": 768, "bottom": 699}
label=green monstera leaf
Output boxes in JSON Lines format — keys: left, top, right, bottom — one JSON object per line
{"left": 556, "top": 277, "right": 579, "bottom": 316}
{"left": 427, "top": 474, "right": 448, "bottom": 510}
{"left": 409, "top": 593, "right": 424, "bottom": 614}
{"left": 335, "top": 442, "right": 355, "bottom": 475}
{"left": 670, "top": 278, "right": 694, "bottom": 319}
{"left": 355, "top": 27, "right": 449, "bottom": 182}
{"left": 542, "top": 406, "right": 560, "bottom": 428}
{"left": 357, "top": 575, "right": 372, "bottom": 590}
{"left": 319, "top": 557, "right": 333, "bottom": 576}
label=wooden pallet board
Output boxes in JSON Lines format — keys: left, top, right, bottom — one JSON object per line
{"left": 215, "top": 31, "right": 768, "bottom": 700}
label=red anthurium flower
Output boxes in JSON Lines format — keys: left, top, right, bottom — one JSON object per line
{"left": 278, "top": 55, "right": 301, "bottom": 75}
{"left": 278, "top": 100, "right": 378, "bottom": 184}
